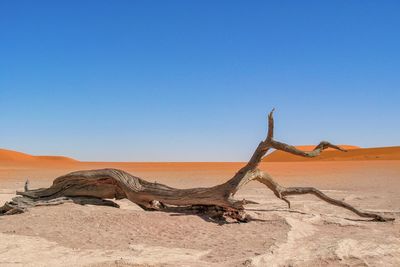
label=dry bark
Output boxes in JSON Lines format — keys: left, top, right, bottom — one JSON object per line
{"left": 0, "top": 110, "right": 394, "bottom": 222}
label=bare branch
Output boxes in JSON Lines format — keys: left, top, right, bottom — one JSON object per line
{"left": 281, "top": 187, "right": 393, "bottom": 222}
{"left": 266, "top": 108, "right": 275, "bottom": 142}
{"left": 252, "top": 170, "right": 394, "bottom": 222}
{"left": 270, "top": 140, "right": 347, "bottom": 158}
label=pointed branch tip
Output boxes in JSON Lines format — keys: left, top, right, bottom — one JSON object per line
{"left": 268, "top": 108, "right": 275, "bottom": 118}
{"left": 266, "top": 108, "right": 275, "bottom": 142}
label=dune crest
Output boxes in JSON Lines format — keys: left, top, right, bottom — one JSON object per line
{"left": 0, "top": 148, "right": 78, "bottom": 163}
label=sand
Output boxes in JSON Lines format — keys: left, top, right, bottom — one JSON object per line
{"left": 0, "top": 149, "right": 400, "bottom": 266}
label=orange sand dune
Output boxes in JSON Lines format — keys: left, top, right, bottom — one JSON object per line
{"left": 263, "top": 145, "right": 400, "bottom": 162}
{"left": 0, "top": 148, "right": 78, "bottom": 163}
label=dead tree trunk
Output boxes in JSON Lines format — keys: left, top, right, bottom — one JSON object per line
{"left": 0, "top": 110, "right": 394, "bottom": 222}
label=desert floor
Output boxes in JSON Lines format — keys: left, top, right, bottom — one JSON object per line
{"left": 0, "top": 160, "right": 399, "bottom": 266}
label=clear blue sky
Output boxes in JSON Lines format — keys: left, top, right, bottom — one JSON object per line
{"left": 1, "top": 1, "right": 399, "bottom": 161}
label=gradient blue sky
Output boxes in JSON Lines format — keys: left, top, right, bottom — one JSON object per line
{"left": 1, "top": 1, "right": 399, "bottom": 161}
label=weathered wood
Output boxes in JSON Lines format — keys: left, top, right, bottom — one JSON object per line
{"left": 0, "top": 110, "right": 394, "bottom": 222}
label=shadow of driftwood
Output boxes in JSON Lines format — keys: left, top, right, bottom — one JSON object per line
{"left": 167, "top": 211, "right": 271, "bottom": 225}
{"left": 246, "top": 207, "right": 310, "bottom": 215}
{"left": 246, "top": 207, "right": 398, "bottom": 223}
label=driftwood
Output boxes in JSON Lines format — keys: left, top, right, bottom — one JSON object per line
{"left": 0, "top": 110, "right": 394, "bottom": 222}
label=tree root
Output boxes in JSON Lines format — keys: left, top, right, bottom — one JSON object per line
{"left": 0, "top": 196, "right": 119, "bottom": 216}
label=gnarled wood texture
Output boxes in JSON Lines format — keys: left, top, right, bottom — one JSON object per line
{"left": 0, "top": 111, "right": 394, "bottom": 222}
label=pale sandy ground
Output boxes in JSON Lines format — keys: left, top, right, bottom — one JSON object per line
{"left": 1, "top": 160, "right": 400, "bottom": 266}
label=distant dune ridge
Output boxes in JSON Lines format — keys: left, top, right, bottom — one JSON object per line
{"left": 263, "top": 145, "right": 400, "bottom": 162}
{"left": 0, "top": 148, "right": 77, "bottom": 163}
{"left": 1, "top": 146, "right": 400, "bottom": 164}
